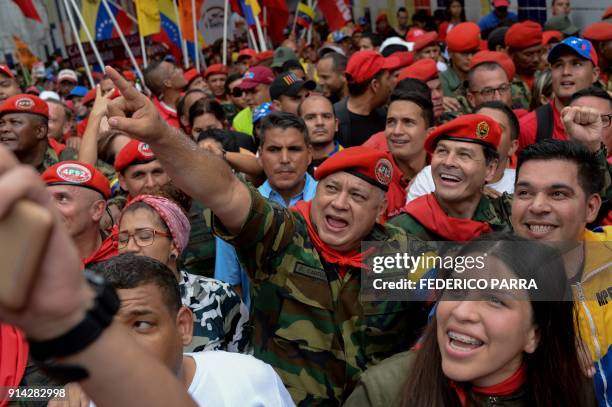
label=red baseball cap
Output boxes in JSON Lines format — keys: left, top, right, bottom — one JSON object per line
{"left": 505, "top": 21, "right": 543, "bottom": 49}
{"left": 397, "top": 58, "right": 438, "bottom": 82}
{"left": 424, "top": 114, "right": 502, "bottom": 154}
{"left": 413, "top": 32, "right": 439, "bottom": 51}
{"left": 405, "top": 27, "right": 426, "bottom": 42}
{"left": 0, "top": 94, "right": 49, "bottom": 119}
{"left": 114, "top": 139, "right": 156, "bottom": 172}
{"left": 315, "top": 146, "right": 394, "bottom": 191}
{"left": 603, "top": 6, "right": 612, "bottom": 20}
{"left": 346, "top": 50, "right": 395, "bottom": 83}
{"left": 492, "top": 0, "right": 509, "bottom": 7}
{"left": 446, "top": 22, "right": 481, "bottom": 52}
{"left": 238, "top": 49, "right": 257, "bottom": 60}
{"left": 42, "top": 161, "right": 111, "bottom": 199}
{"left": 542, "top": 30, "right": 563, "bottom": 45}
{"left": 385, "top": 52, "right": 415, "bottom": 72}
{"left": 204, "top": 64, "right": 229, "bottom": 78}
{"left": 0, "top": 65, "right": 14, "bottom": 79}
{"left": 469, "top": 51, "right": 516, "bottom": 81}
{"left": 238, "top": 66, "right": 275, "bottom": 90}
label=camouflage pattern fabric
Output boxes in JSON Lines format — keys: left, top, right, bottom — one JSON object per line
{"left": 510, "top": 74, "right": 531, "bottom": 110}
{"left": 179, "top": 201, "right": 216, "bottom": 277}
{"left": 439, "top": 67, "right": 467, "bottom": 99}
{"left": 180, "top": 270, "right": 250, "bottom": 353}
{"left": 212, "top": 186, "right": 433, "bottom": 405}
{"left": 389, "top": 194, "right": 514, "bottom": 241}
{"left": 35, "top": 146, "right": 59, "bottom": 174}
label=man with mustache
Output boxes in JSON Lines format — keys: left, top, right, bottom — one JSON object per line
{"left": 114, "top": 139, "right": 170, "bottom": 198}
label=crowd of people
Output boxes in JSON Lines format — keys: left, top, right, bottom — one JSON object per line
{"left": 0, "top": 0, "right": 611, "bottom": 406}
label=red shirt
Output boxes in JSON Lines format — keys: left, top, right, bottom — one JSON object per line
{"left": 518, "top": 100, "right": 566, "bottom": 152}
{"left": 153, "top": 98, "right": 180, "bottom": 129}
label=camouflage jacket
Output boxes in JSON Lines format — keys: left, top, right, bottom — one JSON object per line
{"left": 180, "top": 270, "right": 250, "bottom": 353}
{"left": 213, "top": 186, "right": 432, "bottom": 406}
{"left": 180, "top": 201, "right": 216, "bottom": 277}
{"left": 35, "top": 146, "right": 59, "bottom": 174}
{"left": 389, "top": 194, "right": 514, "bottom": 241}
{"left": 510, "top": 74, "right": 531, "bottom": 110}
{"left": 439, "top": 67, "right": 467, "bottom": 99}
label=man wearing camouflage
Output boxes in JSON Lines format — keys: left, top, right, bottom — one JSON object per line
{"left": 103, "top": 67, "right": 431, "bottom": 405}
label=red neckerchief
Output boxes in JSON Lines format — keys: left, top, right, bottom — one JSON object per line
{"left": 404, "top": 194, "right": 492, "bottom": 241}
{"left": 450, "top": 364, "right": 526, "bottom": 407}
{"left": 82, "top": 229, "right": 118, "bottom": 268}
{"left": 0, "top": 324, "right": 28, "bottom": 407}
{"left": 291, "top": 201, "right": 373, "bottom": 279}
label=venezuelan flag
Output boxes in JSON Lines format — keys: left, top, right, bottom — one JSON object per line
{"left": 80, "top": 0, "right": 134, "bottom": 42}
{"left": 295, "top": 2, "right": 314, "bottom": 29}
{"left": 135, "top": 0, "right": 161, "bottom": 37}
{"left": 155, "top": 0, "right": 204, "bottom": 63}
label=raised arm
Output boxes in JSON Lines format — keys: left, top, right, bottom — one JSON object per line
{"left": 78, "top": 85, "right": 114, "bottom": 166}
{"left": 104, "top": 66, "right": 251, "bottom": 233}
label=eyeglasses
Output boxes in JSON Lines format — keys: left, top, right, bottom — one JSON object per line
{"left": 470, "top": 83, "right": 512, "bottom": 99}
{"left": 601, "top": 114, "right": 612, "bottom": 128}
{"left": 115, "top": 228, "right": 171, "bottom": 249}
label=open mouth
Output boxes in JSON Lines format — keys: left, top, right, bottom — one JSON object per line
{"left": 325, "top": 214, "right": 349, "bottom": 230}
{"left": 524, "top": 223, "right": 557, "bottom": 237}
{"left": 0, "top": 136, "right": 15, "bottom": 143}
{"left": 439, "top": 173, "right": 462, "bottom": 184}
{"left": 448, "top": 330, "right": 484, "bottom": 352}
{"left": 560, "top": 81, "right": 575, "bottom": 88}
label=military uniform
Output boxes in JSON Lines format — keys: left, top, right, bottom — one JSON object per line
{"left": 35, "top": 145, "right": 59, "bottom": 174}
{"left": 439, "top": 67, "right": 467, "bottom": 101}
{"left": 510, "top": 74, "right": 532, "bottom": 110}
{"left": 213, "top": 186, "right": 431, "bottom": 405}
{"left": 179, "top": 202, "right": 217, "bottom": 277}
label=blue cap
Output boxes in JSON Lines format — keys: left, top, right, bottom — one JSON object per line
{"left": 548, "top": 36, "right": 597, "bottom": 65}
{"left": 68, "top": 86, "right": 88, "bottom": 98}
{"left": 331, "top": 31, "right": 349, "bottom": 43}
{"left": 253, "top": 102, "right": 273, "bottom": 124}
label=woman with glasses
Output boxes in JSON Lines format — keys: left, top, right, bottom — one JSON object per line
{"left": 117, "top": 195, "right": 250, "bottom": 353}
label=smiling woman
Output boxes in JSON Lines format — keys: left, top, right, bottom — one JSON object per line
{"left": 344, "top": 233, "right": 597, "bottom": 407}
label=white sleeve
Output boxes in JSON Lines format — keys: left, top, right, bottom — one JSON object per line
{"left": 406, "top": 166, "right": 435, "bottom": 204}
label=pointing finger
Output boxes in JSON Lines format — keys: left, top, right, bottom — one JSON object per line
{"left": 104, "top": 66, "right": 140, "bottom": 102}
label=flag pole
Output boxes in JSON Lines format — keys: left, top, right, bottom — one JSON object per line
{"left": 172, "top": 0, "right": 190, "bottom": 69}
{"left": 307, "top": 0, "right": 317, "bottom": 45}
{"left": 61, "top": 0, "right": 95, "bottom": 87}
{"left": 101, "top": 0, "right": 145, "bottom": 84}
{"left": 248, "top": 28, "right": 260, "bottom": 52}
{"left": 67, "top": 0, "right": 105, "bottom": 72}
{"left": 191, "top": 0, "right": 200, "bottom": 72}
{"left": 291, "top": 2, "right": 299, "bottom": 37}
{"left": 254, "top": 14, "right": 267, "bottom": 51}
{"left": 222, "top": 0, "right": 228, "bottom": 65}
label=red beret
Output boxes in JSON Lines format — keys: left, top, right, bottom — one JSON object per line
{"left": 469, "top": 51, "right": 516, "bottom": 81}
{"left": 376, "top": 13, "right": 388, "bottom": 24}
{"left": 397, "top": 58, "right": 438, "bottom": 82}
{"left": 42, "top": 161, "right": 111, "bottom": 199}
{"left": 413, "top": 32, "right": 439, "bottom": 51}
{"left": 256, "top": 50, "right": 274, "bottom": 62}
{"left": 315, "top": 146, "right": 393, "bottom": 191}
{"left": 582, "top": 22, "right": 612, "bottom": 42}
{"left": 122, "top": 70, "right": 136, "bottom": 81}
{"left": 505, "top": 21, "right": 543, "bottom": 49}
{"left": 0, "top": 94, "right": 48, "bottom": 119}
{"left": 184, "top": 68, "right": 200, "bottom": 85}
{"left": 384, "top": 52, "right": 414, "bottom": 72}
{"left": 603, "top": 6, "right": 612, "bottom": 20}
{"left": 204, "top": 64, "right": 228, "bottom": 78}
{"left": 542, "top": 30, "right": 562, "bottom": 45}
{"left": 238, "top": 49, "right": 257, "bottom": 60}
{"left": 405, "top": 27, "right": 426, "bottom": 42}
{"left": 0, "top": 65, "right": 14, "bottom": 79}
{"left": 446, "top": 22, "right": 481, "bottom": 52}
{"left": 114, "top": 139, "right": 156, "bottom": 172}
{"left": 424, "top": 114, "right": 502, "bottom": 154}
{"left": 346, "top": 50, "right": 395, "bottom": 83}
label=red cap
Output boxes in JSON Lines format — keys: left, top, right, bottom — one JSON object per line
{"left": 384, "top": 52, "right": 414, "bottom": 72}
{"left": 405, "top": 27, "right": 426, "bottom": 42}
{"left": 413, "top": 32, "right": 439, "bottom": 51}
{"left": 204, "top": 64, "right": 228, "bottom": 78}
{"left": 542, "top": 30, "right": 563, "bottom": 45}
{"left": 238, "top": 66, "right": 275, "bottom": 90}
{"left": 505, "top": 21, "right": 543, "bottom": 49}
{"left": 314, "top": 146, "right": 394, "bottom": 191}
{"left": 398, "top": 58, "right": 438, "bottom": 82}
{"left": 0, "top": 65, "right": 14, "bottom": 79}
{"left": 42, "top": 161, "right": 111, "bottom": 199}
{"left": 492, "top": 0, "right": 509, "bottom": 7}
{"left": 424, "top": 114, "right": 502, "bottom": 154}
{"left": 346, "top": 50, "right": 395, "bottom": 83}
{"left": 469, "top": 51, "right": 516, "bottom": 81}
{"left": 82, "top": 88, "right": 96, "bottom": 106}
{"left": 184, "top": 68, "right": 200, "bottom": 85}
{"left": 114, "top": 139, "right": 156, "bottom": 172}
{"left": 602, "top": 6, "right": 612, "bottom": 20}
{"left": 238, "top": 48, "right": 257, "bottom": 60}
{"left": 122, "top": 70, "right": 136, "bottom": 81}
{"left": 375, "top": 13, "right": 388, "bottom": 24}
{"left": 0, "top": 94, "right": 48, "bottom": 119}
{"left": 582, "top": 22, "right": 612, "bottom": 42}
{"left": 446, "top": 22, "right": 481, "bottom": 52}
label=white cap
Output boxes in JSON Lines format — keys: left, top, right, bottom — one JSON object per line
{"left": 39, "top": 91, "right": 61, "bottom": 101}
{"left": 380, "top": 37, "right": 412, "bottom": 54}
{"left": 57, "top": 69, "right": 78, "bottom": 83}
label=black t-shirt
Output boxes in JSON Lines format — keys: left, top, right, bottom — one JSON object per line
{"left": 334, "top": 98, "right": 387, "bottom": 147}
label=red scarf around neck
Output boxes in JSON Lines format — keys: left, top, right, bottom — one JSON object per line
{"left": 291, "top": 201, "right": 373, "bottom": 278}
{"left": 451, "top": 364, "right": 526, "bottom": 406}
{"left": 0, "top": 324, "right": 28, "bottom": 407}
{"left": 404, "top": 194, "right": 492, "bottom": 241}
{"left": 82, "top": 229, "right": 118, "bottom": 268}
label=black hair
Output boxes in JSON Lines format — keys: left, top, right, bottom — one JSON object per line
{"left": 188, "top": 98, "right": 226, "bottom": 129}
{"left": 89, "top": 253, "right": 182, "bottom": 315}
{"left": 143, "top": 59, "right": 166, "bottom": 98}
{"left": 360, "top": 32, "right": 384, "bottom": 48}
{"left": 517, "top": 139, "right": 604, "bottom": 196}
{"left": 569, "top": 86, "right": 612, "bottom": 106}
{"left": 395, "top": 77, "right": 432, "bottom": 100}
{"left": 443, "top": 0, "right": 466, "bottom": 22}
{"left": 389, "top": 88, "right": 434, "bottom": 127}
{"left": 281, "top": 59, "right": 305, "bottom": 74}
{"left": 474, "top": 100, "right": 520, "bottom": 141}
{"left": 319, "top": 52, "right": 348, "bottom": 74}
{"left": 397, "top": 6, "right": 407, "bottom": 14}
{"left": 225, "top": 72, "right": 244, "bottom": 94}
{"left": 177, "top": 89, "right": 207, "bottom": 123}
{"left": 258, "top": 111, "right": 310, "bottom": 146}
{"left": 347, "top": 69, "right": 386, "bottom": 97}
{"left": 196, "top": 128, "right": 240, "bottom": 153}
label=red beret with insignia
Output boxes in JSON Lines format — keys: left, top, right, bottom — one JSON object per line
{"left": 397, "top": 58, "right": 438, "bottom": 82}
{"left": 424, "top": 114, "right": 502, "bottom": 154}
{"left": 469, "top": 51, "right": 516, "bottom": 81}
{"left": 204, "top": 64, "right": 229, "bottom": 78}
{"left": 42, "top": 161, "right": 111, "bottom": 199}
{"left": 0, "top": 94, "right": 49, "bottom": 119}
{"left": 446, "top": 22, "right": 481, "bottom": 52}
{"left": 114, "top": 139, "right": 156, "bottom": 172}
{"left": 314, "top": 146, "right": 394, "bottom": 191}
{"left": 505, "top": 21, "right": 543, "bottom": 49}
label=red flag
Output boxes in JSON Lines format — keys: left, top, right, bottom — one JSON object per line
{"left": 12, "top": 0, "right": 41, "bottom": 22}
{"left": 261, "top": 0, "right": 288, "bottom": 44}
{"left": 317, "top": 0, "right": 350, "bottom": 32}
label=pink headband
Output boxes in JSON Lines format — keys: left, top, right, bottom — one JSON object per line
{"left": 125, "top": 195, "right": 191, "bottom": 254}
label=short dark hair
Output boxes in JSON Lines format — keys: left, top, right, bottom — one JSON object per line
{"left": 143, "top": 59, "right": 166, "bottom": 98}
{"left": 189, "top": 98, "right": 226, "bottom": 129}
{"left": 347, "top": 69, "right": 386, "bottom": 97}
{"left": 177, "top": 89, "right": 207, "bottom": 122}
{"left": 196, "top": 128, "right": 240, "bottom": 153}
{"left": 320, "top": 52, "right": 347, "bottom": 74}
{"left": 397, "top": 6, "right": 407, "bottom": 14}
{"left": 569, "top": 86, "right": 612, "bottom": 107}
{"left": 395, "top": 77, "right": 432, "bottom": 100}
{"left": 389, "top": 88, "right": 434, "bottom": 127}
{"left": 258, "top": 111, "right": 310, "bottom": 146}
{"left": 225, "top": 72, "right": 243, "bottom": 94}
{"left": 517, "top": 140, "right": 604, "bottom": 196}
{"left": 89, "top": 253, "right": 182, "bottom": 315}
{"left": 474, "top": 100, "right": 520, "bottom": 141}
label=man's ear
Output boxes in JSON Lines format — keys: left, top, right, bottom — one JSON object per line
{"left": 35, "top": 122, "right": 48, "bottom": 141}
{"left": 484, "top": 158, "right": 499, "bottom": 183}
{"left": 118, "top": 173, "right": 128, "bottom": 191}
{"left": 272, "top": 99, "right": 282, "bottom": 111}
{"left": 91, "top": 200, "right": 107, "bottom": 223}
{"left": 585, "top": 193, "right": 602, "bottom": 224}
{"left": 176, "top": 306, "right": 193, "bottom": 346}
